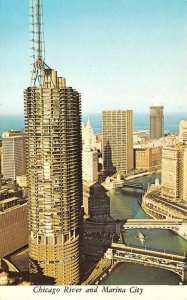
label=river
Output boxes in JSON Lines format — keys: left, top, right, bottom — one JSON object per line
{"left": 101, "top": 173, "right": 187, "bottom": 285}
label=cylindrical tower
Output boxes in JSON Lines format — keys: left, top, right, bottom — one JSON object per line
{"left": 24, "top": 69, "right": 82, "bottom": 285}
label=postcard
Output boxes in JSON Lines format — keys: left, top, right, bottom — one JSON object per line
{"left": 0, "top": 0, "right": 187, "bottom": 299}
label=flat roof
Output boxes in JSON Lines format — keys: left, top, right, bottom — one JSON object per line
{"left": 0, "top": 197, "right": 19, "bottom": 205}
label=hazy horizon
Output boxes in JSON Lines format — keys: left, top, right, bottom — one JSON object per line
{"left": 0, "top": 0, "right": 187, "bottom": 115}
{"left": 0, "top": 111, "right": 186, "bottom": 116}
{"left": 0, "top": 111, "right": 186, "bottom": 137}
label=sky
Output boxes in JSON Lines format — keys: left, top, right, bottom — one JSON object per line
{"left": 0, "top": 0, "right": 187, "bottom": 115}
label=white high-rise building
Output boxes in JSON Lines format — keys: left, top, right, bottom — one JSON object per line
{"left": 82, "top": 119, "right": 96, "bottom": 149}
{"left": 2, "top": 130, "right": 26, "bottom": 179}
{"left": 82, "top": 148, "right": 98, "bottom": 182}
{"left": 183, "top": 148, "right": 187, "bottom": 202}
{"left": 179, "top": 120, "right": 187, "bottom": 144}
{"left": 82, "top": 119, "right": 98, "bottom": 182}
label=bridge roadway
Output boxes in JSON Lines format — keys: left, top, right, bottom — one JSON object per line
{"left": 122, "top": 182, "right": 146, "bottom": 190}
{"left": 106, "top": 243, "right": 187, "bottom": 283}
{"left": 123, "top": 219, "right": 183, "bottom": 230}
{"left": 82, "top": 258, "right": 111, "bottom": 285}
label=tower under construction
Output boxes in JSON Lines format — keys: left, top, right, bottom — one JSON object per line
{"left": 24, "top": 0, "right": 82, "bottom": 284}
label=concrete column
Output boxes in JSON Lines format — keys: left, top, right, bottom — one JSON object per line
{"left": 182, "top": 269, "right": 187, "bottom": 284}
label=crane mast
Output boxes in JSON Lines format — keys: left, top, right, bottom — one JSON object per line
{"left": 30, "top": 0, "right": 45, "bottom": 86}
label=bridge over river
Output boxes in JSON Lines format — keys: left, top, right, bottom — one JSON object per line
{"left": 105, "top": 243, "right": 187, "bottom": 284}
{"left": 122, "top": 182, "right": 147, "bottom": 191}
{"left": 123, "top": 219, "right": 187, "bottom": 239}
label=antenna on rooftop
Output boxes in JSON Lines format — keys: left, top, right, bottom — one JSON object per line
{"left": 29, "top": 0, "right": 45, "bottom": 86}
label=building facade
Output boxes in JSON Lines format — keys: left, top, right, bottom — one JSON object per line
{"left": 150, "top": 106, "right": 164, "bottom": 139}
{"left": 82, "top": 148, "right": 98, "bottom": 182}
{"left": 0, "top": 146, "right": 2, "bottom": 176}
{"left": 2, "top": 131, "right": 26, "bottom": 180}
{"left": 82, "top": 119, "right": 98, "bottom": 182}
{"left": 161, "top": 145, "right": 187, "bottom": 202}
{"left": 24, "top": 69, "right": 82, "bottom": 285}
{"left": 16, "top": 175, "right": 27, "bottom": 188}
{"left": 179, "top": 120, "right": 187, "bottom": 144}
{"left": 95, "top": 133, "right": 102, "bottom": 152}
{"left": 0, "top": 183, "right": 27, "bottom": 258}
{"left": 134, "top": 147, "right": 162, "bottom": 171}
{"left": 82, "top": 119, "right": 96, "bottom": 149}
{"left": 102, "top": 110, "right": 133, "bottom": 176}
{"left": 183, "top": 148, "right": 187, "bottom": 202}
{"left": 83, "top": 181, "right": 110, "bottom": 221}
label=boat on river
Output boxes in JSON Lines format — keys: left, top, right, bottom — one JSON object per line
{"left": 137, "top": 232, "right": 146, "bottom": 243}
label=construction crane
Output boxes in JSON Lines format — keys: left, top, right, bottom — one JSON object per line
{"left": 30, "top": 0, "right": 46, "bottom": 86}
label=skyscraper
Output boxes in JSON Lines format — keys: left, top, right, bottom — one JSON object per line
{"left": 179, "top": 120, "right": 187, "bottom": 144}
{"left": 82, "top": 119, "right": 96, "bottom": 149}
{"left": 24, "top": 69, "right": 82, "bottom": 285}
{"left": 2, "top": 130, "right": 26, "bottom": 179}
{"left": 25, "top": 1, "right": 82, "bottom": 285}
{"left": 161, "top": 145, "right": 187, "bottom": 202}
{"left": 102, "top": 110, "right": 133, "bottom": 176}
{"left": 82, "top": 119, "right": 98, "bottom": 182}
{"left": 150, "top": 106, "right": 164, "bottom": 139}
{"left": 183, "top": 148, "right": 187, "bottom": 202}
{"left": 82, "top": 148, "right": 98, "bottom": 182}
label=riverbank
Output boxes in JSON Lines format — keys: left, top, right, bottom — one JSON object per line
{"left": 82, "top": 258, "right": 111, "bottom": 285}
{"left": 142, "top": 188, "right": 187, "bottom": 241}
{"left": 125, "top": 170, "right": 160, "bottom": 180}
{"left": 99, "top": 261, "right": 182, "bottom": 285}
{"left": 142, "top": 186, "right": 187, "bottom": 219}
{"left": 102, "top": 172, "right": 187, "bottom": 284}
{"left": 98, "top": 262, "right": 119, "bottom": 284}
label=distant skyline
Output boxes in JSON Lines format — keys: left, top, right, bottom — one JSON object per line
{"left": 0, "top": 0, "right": 187, "bottom": 115}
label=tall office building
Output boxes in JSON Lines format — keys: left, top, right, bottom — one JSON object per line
{"left": 161, "top": 145, "right": 187, "bottom": 202}
{"left": 24, "top": 69, "right": 82, "bottom": 285}
{"left": 179, "top": 120, "right": 187, "bottom": 144}
{"left": 82, "top": 148, "right": 98, "bottom": 182}
{"left": 82, "top": 119, "right": 96, "bottom": 149}
{"left": 2, "top": 130, "right": 26, "bottom": 179}
{"left": 150, "top": 106, "right": 164, "bottom": 139}
{"left": 183, "top": 148, "right": 187, "bottom": 202}
{"left": 102, "top": 110, "right": 133, "bottom": 176}
{"left": 82, "top": 119, "right": 98, "bottom": 182}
